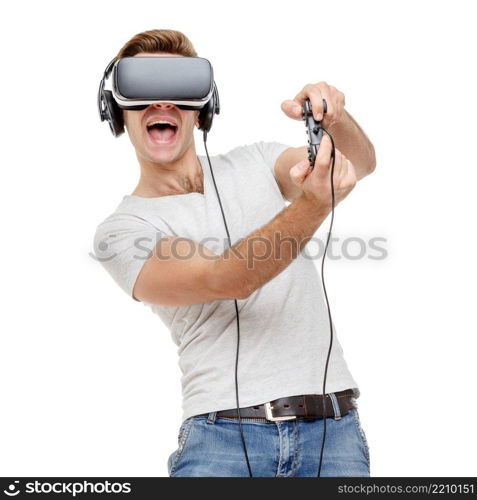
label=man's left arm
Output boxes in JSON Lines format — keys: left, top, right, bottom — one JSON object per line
{"left": 274, "top": 82, "right": 376, "bottom": 201}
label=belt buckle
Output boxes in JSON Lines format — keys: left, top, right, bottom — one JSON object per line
{"left": 264, "top": 402, "right": 297, "bottom": 422}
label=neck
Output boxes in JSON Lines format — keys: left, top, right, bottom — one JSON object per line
{"left": 131, "top": 145, "right": 204, "bottom": 198}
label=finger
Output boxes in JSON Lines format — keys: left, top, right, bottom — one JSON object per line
{"left": 302, "top": 86, "right": 327, "bottom": 122}
{"left": 289, "top": 159, "right": 311, "bottom": 186}
{"left": 292, "top": 84, "right": 326, "bottom": 121}
{"left": 311, "top": 135, "right": 333, "bottom": 178}
{"left": 281, "top": 99, "right": 303, "bottom": 120}
{"left": 329, "top": 103, "right": 342, "bottom": 127}
{"left": 313, "top": 87, "right": 333, "bottom": 123}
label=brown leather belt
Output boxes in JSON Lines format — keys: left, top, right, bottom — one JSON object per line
{"left": 198, "top": 389, "right": 357, "bottom": 421}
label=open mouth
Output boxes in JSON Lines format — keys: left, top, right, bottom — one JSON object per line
{"left": 146, "top": 120, "right": 179, "bottom": 144}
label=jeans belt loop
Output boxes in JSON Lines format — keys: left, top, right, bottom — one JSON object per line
{"left": 207, "top": 411, "right": 217, "bottom": 424}
{"left": 329, "top": 392, "right": 342, "bottom": 420}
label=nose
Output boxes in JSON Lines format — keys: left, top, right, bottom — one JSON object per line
{"left": 151, "top": 102, "right": 176, "bottom": 110}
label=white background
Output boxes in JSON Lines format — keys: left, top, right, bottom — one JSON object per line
{"left": 1, "top": 0, "right": 476, "bottom": 478}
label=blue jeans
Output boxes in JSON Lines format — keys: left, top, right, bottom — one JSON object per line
{"left": 167, "top": 403, "right": 371, "bottom": 477}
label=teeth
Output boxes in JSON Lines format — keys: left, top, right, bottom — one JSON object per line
{"left": 147, "top": 120, "right": 177, "bottom": 127}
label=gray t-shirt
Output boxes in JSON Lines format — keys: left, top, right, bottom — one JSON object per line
{"left": 93, "top": 141, "right": 360, "bottom": 422}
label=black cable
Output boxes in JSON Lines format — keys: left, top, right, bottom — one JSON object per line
{"left": 202, "top": 131, "right": 254, "bottom": 478}
{"left": 203, "top": 126, "right": 336, "bottom": 479}
{"left": 316, "top": 127, "right": 336, "bottom": 477}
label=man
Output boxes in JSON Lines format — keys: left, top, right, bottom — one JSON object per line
{"left": 93, "top": 29, "right": 376, "bottom": 477}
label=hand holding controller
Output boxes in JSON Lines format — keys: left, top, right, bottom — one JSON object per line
{"left": 302, "top": 98, "right": 327, "bottom": 169}
{"left": 291, "top": 97, "right": 356, "bottom": 213}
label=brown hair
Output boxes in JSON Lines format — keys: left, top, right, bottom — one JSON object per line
{"left": 116, "top": 29, "right": 198, "bottom": 59}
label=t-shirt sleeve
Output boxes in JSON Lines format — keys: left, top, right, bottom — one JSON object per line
{"left": 92, "top": 213, "right": 169, "bottom": 301}
{"left": 250, "top": 140, "right": 292, "bottom": 176}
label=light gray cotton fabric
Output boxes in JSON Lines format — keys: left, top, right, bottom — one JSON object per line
{"left": 93, "top": 141, "right": 360, "bottom": 422}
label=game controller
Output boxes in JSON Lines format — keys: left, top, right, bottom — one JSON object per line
{"left": 302, "top": 98, "right": 327, "bottom": 169}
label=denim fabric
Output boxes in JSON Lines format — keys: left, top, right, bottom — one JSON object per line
{"left": 167, "top": 407, "right": 370, "bottom": 477}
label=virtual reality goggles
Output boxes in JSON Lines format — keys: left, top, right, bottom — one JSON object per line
{"left": 98, "top": 56, "right": 220, "bottom": 136}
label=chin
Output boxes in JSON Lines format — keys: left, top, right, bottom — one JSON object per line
{"left": 145, "top": 144, "right": 185, "bottom": 164}
{"left": 146, "top": 150, "right": 177, "bottom": 164}
{"left": 143, "top": 136, "right": 181, "bottom": 162}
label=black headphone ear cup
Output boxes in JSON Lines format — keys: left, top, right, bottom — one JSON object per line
{"left": 198, "top": 84, "right": 220, "bottom": 133}
{"left": 213, "top": 84, "right": 220, "bottom": 115}
{"left": 102, "top": 90, "right": 124, "bottom": 137}
{"left": 198, "top": 99, "right": 214, "bottom": 133}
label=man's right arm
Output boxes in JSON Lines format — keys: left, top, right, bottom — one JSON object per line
{"left": 133, "top": 136, "right": 357, "bottom": 306}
